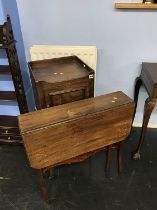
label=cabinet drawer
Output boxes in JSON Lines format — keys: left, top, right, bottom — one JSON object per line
{"left": 49, "top": 88, "right": 88, "bottom": 106}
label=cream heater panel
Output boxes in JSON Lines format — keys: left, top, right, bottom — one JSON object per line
{"left": 30, "top": 45, "right": 97, "bottom": 72}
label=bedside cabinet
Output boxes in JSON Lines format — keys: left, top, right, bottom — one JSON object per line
{"left": 28, "top": 56, "right": 95, "bottom": 109}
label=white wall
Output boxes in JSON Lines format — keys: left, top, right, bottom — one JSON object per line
{"left": 0, "top": 0, "right": 4, "bottom": 23}
{"left": 0, "top": 0, "right": 6, "bottom": 65}
{"left": 16, "top": 0, "right": 157, "bottom": 124}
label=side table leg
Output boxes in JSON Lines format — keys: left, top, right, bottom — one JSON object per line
{"left": 133, "top": 98, "right": 156, "bottom": 160}
{"left": 105, "top": 145, "right": 112, "bottom": 173}
{"left": 133, "top": 77, "right": 142, "bottom": 122}
{"left": 38, "top": 170, "right": 49, "bottom": 203}
{"left": 117, "top": 142, "right": 123, "bottom": 174}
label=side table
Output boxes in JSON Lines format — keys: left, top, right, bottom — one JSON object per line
{"left": 133, "top": 63, "right": 157, "bottom": 160}
{"left": 18, "top": 91, "right": 134, "bottom": 203}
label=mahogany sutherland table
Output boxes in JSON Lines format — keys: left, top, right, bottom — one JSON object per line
{"left": 133, "top": 63, "right": 157, "bottom": 160}
{"left": 18, "top": 91, "right": 134, "bottom": 202}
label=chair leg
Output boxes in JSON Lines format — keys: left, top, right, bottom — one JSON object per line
{"left": 38, "top": 170, "right": 49, "bottom": 203}
{"left": 105, "top": 145, "right": 112, "bottom": 172}
{"left": 117, "top": 142, "right": 123, "bottom": 174}
{"left": 133, "top": 98, "right": 156, "bottom": 160}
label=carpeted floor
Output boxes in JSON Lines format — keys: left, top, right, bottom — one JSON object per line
{"left": 0, "top": 127, "right": 157, "bottom": 210}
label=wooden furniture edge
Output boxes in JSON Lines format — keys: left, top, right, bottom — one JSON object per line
{"left": 115, "top": 3, "right": 157, "bottom": 9}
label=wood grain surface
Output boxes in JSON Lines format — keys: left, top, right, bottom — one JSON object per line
{"left": 29, "top": 56, "right": 91, "bottom": 81}
{"left": 115, "top": 3, "right": 157, "bottom": 9}
{"left": 18, "top": 91, "right": 135, "bottom": 169}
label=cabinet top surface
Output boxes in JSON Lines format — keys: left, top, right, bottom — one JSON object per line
{"left": 18, "top": 91, "right": 134, "bottom": 134}
{"left": 29, "top": 56, "right": 91, "bottom": 83}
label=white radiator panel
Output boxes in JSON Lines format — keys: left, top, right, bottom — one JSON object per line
{"left": 30, "top": 45, "right": 97, "bottom": 71}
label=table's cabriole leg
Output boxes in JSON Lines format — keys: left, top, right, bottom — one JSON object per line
{"left": 133, "top": 98, "right": 156, "bottom": 160}
{"left": 38, "top": 170, "right": 49, "bottom": 203}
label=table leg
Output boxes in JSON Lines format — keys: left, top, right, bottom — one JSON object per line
{"left": 117, "top": 142, "right": 123, "bottom": 174}
{"left": 38, "top": 170, "right": 49, "bottom": 203}
{"left": 105, "top": 145, "right": 112, "bottom": 172}
{"left": 133, "top": 98, "right": 156, "bottom": 160}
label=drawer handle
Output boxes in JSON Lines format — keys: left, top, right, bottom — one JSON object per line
{"left": 5, "top": 130, "right": 8, "bottom": 134}
{"left": 7, "top": 137, "right": 11, "bottom": 140}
